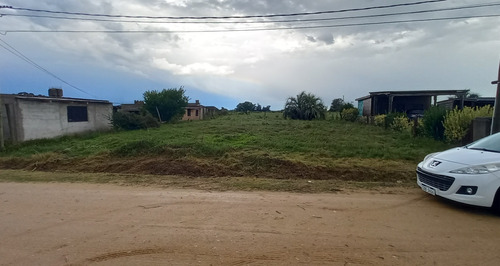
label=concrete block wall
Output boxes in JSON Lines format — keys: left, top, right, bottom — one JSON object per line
{"left": 18, "top": 100, "right": 112, "bottom": 141}
{"left": 472, "top": 117, "right": 492, "bottom": 141}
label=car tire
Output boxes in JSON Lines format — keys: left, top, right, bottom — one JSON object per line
{"left": 492, "top": 188, "right": 500, "bottom": 215}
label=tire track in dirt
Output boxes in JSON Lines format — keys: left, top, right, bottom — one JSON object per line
{"left": 85, "top": 248, "right": 172, "bottom": 263}
{"left": 82, "top": 247, "right": 375, "bottom": 265}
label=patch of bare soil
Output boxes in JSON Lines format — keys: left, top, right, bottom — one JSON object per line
{"left": 0, "top": 154, "right": 413, "bottom": 183}
{"left": 1, "top": 182, "right": 499, "bottom": 265}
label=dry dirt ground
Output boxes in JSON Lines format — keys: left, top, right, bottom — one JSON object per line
{"left": 1, "top": 182, "right": 500, "bottom": 266}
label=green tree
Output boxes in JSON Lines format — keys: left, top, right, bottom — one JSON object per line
{"left": 235, "top": 101, "right": 256, "bottom": 112}
{"left": 329, "top": 98, "right": 345, "bottom": 112}
{"left": 283, "top": 91, "right": 326, "bottom": 120}
{"left": 342, "top": 102, "right": 354, "bottom": 110}
{"left": 143, "top": 87, "right": 189, "bottom": 122}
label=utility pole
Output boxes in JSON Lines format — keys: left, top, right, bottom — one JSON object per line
{"left": 491, "top": 60, "right": 500, "bottom": 134}
{"left": 0, "top": 94, "right": 4, "bottom": 150}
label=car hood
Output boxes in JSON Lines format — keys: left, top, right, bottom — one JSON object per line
{"left": 425, "top": 148, "right": 500, "bottom": 166}
{"left": 420, "top": 147, "right": 500, "bottom": 176}
{"left": 432, "top": 147, "right": 500, "bottom": 166}
{"left": 419, "top": 148, "right": 500, "bottom": 173}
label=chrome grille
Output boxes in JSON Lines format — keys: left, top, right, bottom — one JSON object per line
{"left": 417, "top": 167, "right": 455, "bottom": 191}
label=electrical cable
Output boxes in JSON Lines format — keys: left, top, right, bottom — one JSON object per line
{"left": 1, "top": 2, "right": 498, "bottom": 25}
{"left": 0, "top": 38, "right": 95, "bottom": 97}
{"left": 1, "top": 0, "right": 446, "bottom": 20}
{"left": 1, "top": 14, "right": 499, "bottom": 34}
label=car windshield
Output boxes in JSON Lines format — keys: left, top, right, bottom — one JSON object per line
{"left": 466, "top": 132, "right": 500, "bottom": 153}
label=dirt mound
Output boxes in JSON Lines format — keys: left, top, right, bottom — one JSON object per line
{"left": 0, "top": 154, "right": 415, "bottom": 183}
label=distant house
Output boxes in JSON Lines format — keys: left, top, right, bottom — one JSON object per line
{"left": 115, "top": 100, "right": 144, "bottom": 114}
{"left": 1, "top": 89, "right": 112, "bottom": 143}
{"left": 356, "top": 90, "right": 468, "bottom": 116}
{"left": 182, "top": 100, "right": 218, "bottom": 121}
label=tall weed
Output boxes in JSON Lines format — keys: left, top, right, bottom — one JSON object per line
{"left": 422, "top": 106, "right": 446, "bottom": 140}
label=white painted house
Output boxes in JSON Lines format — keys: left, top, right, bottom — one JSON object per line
{"left": 1, "top": 89, "right": 112, "bottom": 143}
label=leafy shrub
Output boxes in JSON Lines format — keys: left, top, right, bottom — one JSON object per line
{"left": 374, "top": 115, "right": 386, "bottom": 127}
{"left": 443, "top": 106, "right": 493, "bottom": 143}
{"left": 111, "top": 112, "right": 160, "bottom": 130}
{"left": 390, "top": 115, "right": 412, "bottom": 133}
{"left": 422, "top": 106, "right": 447, "bottom": 140}
{"left": 341, "top": 108, "right": 359, "bottom": 122}
{"left": 385, "top": 112, "right": 406, "bottom": 128}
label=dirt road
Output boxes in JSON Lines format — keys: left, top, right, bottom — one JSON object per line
{"left": 1, "top": 182, "right": 499, "bottom": 265}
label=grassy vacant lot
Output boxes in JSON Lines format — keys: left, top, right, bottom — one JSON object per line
{"left": 0, "top": 112, "right": 453, "bottom": 191}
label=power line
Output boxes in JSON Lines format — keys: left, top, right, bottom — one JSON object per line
{"left": 1, "top": 2, "right": 498, "bottom": 25}
{"left": 1, "top": 14, "right": 499, "bottom": 34}
{"left": 1, "top": 0, "right": 446, "bottom": 20}
{"left": 0, "top": 38, "right": 95, "bottom": 97}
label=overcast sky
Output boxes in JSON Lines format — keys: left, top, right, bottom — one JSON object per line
{"left": 1, "top": 0, "right": 499, "bottom": 110}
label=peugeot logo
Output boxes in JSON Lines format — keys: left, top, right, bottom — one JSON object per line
{"left": 429, "top": 160, "right": 442, "bottom": 168}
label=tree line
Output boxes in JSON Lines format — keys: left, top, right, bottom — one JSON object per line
{"left": 112, "top": 87, "right": 356, "bottom": 130}
{"left": 282, "top": 92, "right": 356, "bottom": 121}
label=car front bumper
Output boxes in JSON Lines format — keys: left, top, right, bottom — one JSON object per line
{"left": 416, "top": 165, "right": 499, "bottom": 207}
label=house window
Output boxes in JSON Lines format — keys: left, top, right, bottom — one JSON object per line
{"left": 195, "top": 110, "right": 199, "bottom": 116}
{"left": 67, "top": 106, "right": 88, "bottom": 122}
{"left": 187, "top": 109, "right": 192, "bottom": 116}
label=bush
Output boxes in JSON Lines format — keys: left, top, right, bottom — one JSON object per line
{"left": 374, "top": 115, "right": 386, "bottom": 127}
{"left": 341, "top": 108, "right": 359, "bottom": 122}
{"left": 390, "top": 115, "right": 412, "bottom": 133}
{"left": 422, "top": 106, "right": 447, "bottom": 140}
{"left": 111, "top": 112, "right": 160, "bottom": 130}
{"left": 443, "top": 106, "right": 493, "bottom": 143}
{"left": 385, "top": 112, "right": 406, "bottom": 129}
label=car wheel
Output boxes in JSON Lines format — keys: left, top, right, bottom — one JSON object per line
{"left": 492, "top": 188, "right": 500, "bottom": 215}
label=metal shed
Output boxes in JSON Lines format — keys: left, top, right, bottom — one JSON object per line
{"left": 356, "top": 90, "right": 468, "bottom": 116}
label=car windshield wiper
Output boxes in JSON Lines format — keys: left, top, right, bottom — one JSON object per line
{"left": 468, "top": 147, "right": 500, "bottom": 153}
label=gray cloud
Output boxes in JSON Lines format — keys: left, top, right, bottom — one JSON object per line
{"left": 1, "top": 0, "right": 499, "bottom": 108}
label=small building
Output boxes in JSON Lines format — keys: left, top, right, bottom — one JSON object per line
{"left": 356, "top": 90, "right": 468, "bottom": 116}
{"left": 1, "top": 89, "right": 112, "bottom": 143}
{"left": 182, "top": 100, "right": 218, "bottom": 121}
{"left": 437, "top": 97, "right": 495, "bottom": 110}
{"left": 115, "top": 100, "right": 144, "bottom": 114}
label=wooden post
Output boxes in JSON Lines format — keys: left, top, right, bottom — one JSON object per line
{"left": 412, "top": 117, "right": 419, "bottom": 137}
{"left": 155, "top": 106, "right": 162, "bottom": 122}
{"left": 388, "top": 95, "right": 394, "bottom": 113}
{"left": 491, "top": 60, "right": 500, "bottom": 134}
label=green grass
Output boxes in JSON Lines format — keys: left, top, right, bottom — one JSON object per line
{"left": 0, "top": 112, "right": 454, "bottom": 185}
{"left": 0, "top": 111, "right": 452, "bottom": 162}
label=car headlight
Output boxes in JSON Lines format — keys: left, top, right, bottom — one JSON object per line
{"left": 449, "top": 164, "right": 500, "bottom": 174}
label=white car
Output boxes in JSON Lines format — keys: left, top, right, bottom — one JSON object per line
{"left": 417, "top": 132, "right": 500, "bottom": 212}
